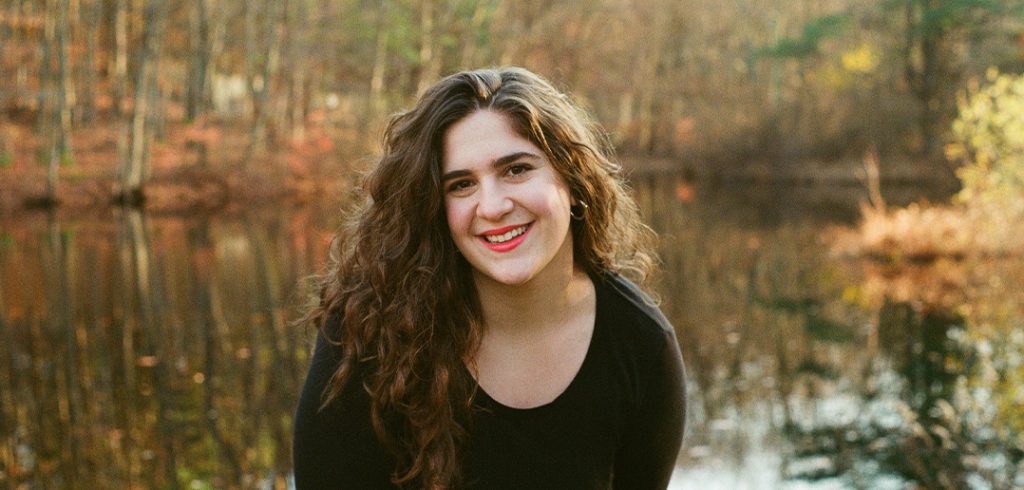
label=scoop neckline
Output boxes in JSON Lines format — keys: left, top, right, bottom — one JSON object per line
{"left": 468, "top": 275, "right": 604, "bottom": 415}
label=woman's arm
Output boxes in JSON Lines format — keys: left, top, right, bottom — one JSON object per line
{"left": 292, "top": 331, "right": 395, "bottom": 489}
{"left": 612, "top": 331, "right": 686, "bottom": 489}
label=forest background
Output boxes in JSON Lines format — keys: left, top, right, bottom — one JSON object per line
{"left": 3, "top": 0, "right": 1024, "bottom": 213}
{"left": 5, "top": 2, "right": 1024, "bottom": 487}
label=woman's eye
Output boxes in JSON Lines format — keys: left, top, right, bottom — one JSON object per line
{"left": 447, "top": 180, "right": 473, "bottom": 194}
{"left": 506, "top": 164, "right": 531, "bottom": 177}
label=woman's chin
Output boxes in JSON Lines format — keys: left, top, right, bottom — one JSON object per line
{"left": 472, "top": 268, "right": 537, "bottom": 288}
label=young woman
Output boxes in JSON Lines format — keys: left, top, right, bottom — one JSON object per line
{"left": 293, "top": 67, "right": 685, "bottom": 489}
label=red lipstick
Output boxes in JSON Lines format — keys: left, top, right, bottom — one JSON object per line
{"left": 478, "top": 223, "right": 532, "bottom": 253}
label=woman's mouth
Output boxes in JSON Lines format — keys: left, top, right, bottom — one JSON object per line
{"left": 478, "top": 223, "right": 532, "bottom": 252}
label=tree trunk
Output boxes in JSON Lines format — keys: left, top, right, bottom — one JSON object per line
{"left": 367, "top": 0, "right": 389, "bottom": 122}
{"left": 80, "top": 0, "right": 99, "bottom": 122}
{"left": 904, "top": 0, "right": 944, "bottom": 158}
{"left": 208, "top": 0, "right": 225, "bottom": 112}
{"left": 117, "top": 0, "right": 164, "bottom": 204}
{"left": 917, "top": 26, "right": 941, "bottom": 157}
{"left": 186, "top": 0, "right": 211, "bottom": 120}
{"left": 210, "top": 1, "right": 226, "bottom": 61}
{"left": 253, "top": 0, "right": 281, "bottom": 154}
{"left": 61, "top": 0, "right": 77, "bottom": 124}
{"left": 283, "top": 0, "right": 307, "bottom": 141}
{"left": 244, "top": 0, "right": 259, "bottom": 152}
{"left": 112, "top": 0, "right": 128, "bottom": 114}
{"left": 287, "top": 68, "right": 306, "bottom": 141}
{"left": 494, "top": 0, "right": 517, "bottom": 66}
{"left": 42, "top": 0, "right": 72, "bottom": 204}
{"left": 144, "top": 57, "right": 163, "bottom": 181}
{"left": 61, "top": 0, "right": 75, "bottom": 124}
{"left": 636, "top": 14, "right": 666, "bottom": 154}
{"left": 459, "top": 1, "right": 487, "bottom": 68}
{"left": 244, "top": 0, "right": 257, "bottom": 122}
{"left": 37, "top": 0, "right": 54, "bottom": 161}
{"left": 415, "top": 0, "right": 439, "bottom": 95}
{"left": 243, "top": 0, "right": 276, "bottom": 156}
{"left": 113, "top": 0, "right": 130, "bottom": 198}
{"left": 615, "top": 92, "right": 634, "bottom": 144}
{"left": 0, "top": 2, "right": 10, "bottom": 139}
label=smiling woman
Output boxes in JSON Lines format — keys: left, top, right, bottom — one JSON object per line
{"left": 442, "top": 110, "right": 575, "bottom": 288}
{"left": 292, "top": 67, "right": 686, "bottom": 489}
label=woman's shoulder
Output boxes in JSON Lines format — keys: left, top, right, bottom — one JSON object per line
{"left": 595, "top": 272, "right": 672, "bottom": 328}
{"left": 593, "top": 271, "right": 676, "bottom": 351}
{"left": 589, "top": 271, "right": 684, "bottom": 414}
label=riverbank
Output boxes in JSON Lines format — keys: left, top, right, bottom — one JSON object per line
{"left": 2, "top": 119, "right": 957, "bottom": 217}
{"left": 620, "top": 153, "right": 959, "bottom": 189}
{"left": 0, "top": 118, "right": 354, "bottom": 217}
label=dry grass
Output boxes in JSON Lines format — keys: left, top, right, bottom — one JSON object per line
{"left": 832, "top": 201, "right": 1024, "bottom": 264}
{"left": 830, "top": 199, "right": 1024, "bottom": 311}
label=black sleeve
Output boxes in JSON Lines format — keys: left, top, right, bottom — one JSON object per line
{"left": 292, "top": 330, "right": 396, "bottom": 489}
{"left": 612, "top": 330, "right": 686, "bottom": 489}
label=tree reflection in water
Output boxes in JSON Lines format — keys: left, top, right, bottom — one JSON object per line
{"left": 635, "top": 176, "right": 1024, "bottom": 489}
{"left": 0, "top": 209, "right": 328, "bottom": 488}
{"left": 783, "top": 296, "right": 1024, "bottom": 489}
{"left": 1, "top": 177, "right": 1022, "bottom": 489}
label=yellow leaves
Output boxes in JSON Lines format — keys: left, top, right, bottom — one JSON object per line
{"left": 840, "top": 44, "right": 878, "bottom": 74}
{"left": 950, "top": 69, "right": 1024, "bottom": 224}
{"left": 986, "top": 66, "right": 1000, "bottom": 82}
{"left": 814, "top": 64, "right": 849, "bottom": 88}
{"left": 809, "top": 43, "right": 879, "bottom": 89}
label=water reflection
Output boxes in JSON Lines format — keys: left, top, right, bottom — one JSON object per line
{"left": 633, "top": 176, "right": 1022, "bottom": 489}
{"left": 1, "top": 208, "right": 331, "bottom": 488}
{"left": 1, "top": 176, "right": 1022, "bottom": 489}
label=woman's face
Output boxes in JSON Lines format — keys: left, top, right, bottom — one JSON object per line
{"left": 441, "top": 109, "right": 575, "bottom": 289}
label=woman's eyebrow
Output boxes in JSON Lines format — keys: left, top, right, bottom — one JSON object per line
{"left": 493, "top": 151, "right": 541, "bottom": 167}
{"left": 441, "top": 151, "right": 542, "bottom": 183}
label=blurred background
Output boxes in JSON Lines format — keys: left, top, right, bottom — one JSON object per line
{"left": 2, "top": 0, "right": 1024, "bottom": 488}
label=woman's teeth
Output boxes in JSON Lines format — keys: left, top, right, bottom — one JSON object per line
{"left": 484, "top": 225, "right": 528, "bottom": 244}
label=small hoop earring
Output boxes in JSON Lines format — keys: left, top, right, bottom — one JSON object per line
{"left": 570, "top": 200, "right": 589, "bottom": 221}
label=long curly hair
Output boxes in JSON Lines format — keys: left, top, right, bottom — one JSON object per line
{"left": 305, "top": 67, "right": 657, "bottom": 488}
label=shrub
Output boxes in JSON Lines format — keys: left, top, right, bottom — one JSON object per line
{"left": 947, "top": 68, "right": 1024, "bottom": 219}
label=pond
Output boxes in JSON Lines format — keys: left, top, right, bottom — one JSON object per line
{"left": 1, "top": 173, "right": 1022, "bottom": 489}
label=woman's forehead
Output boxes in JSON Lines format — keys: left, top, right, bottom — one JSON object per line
{"left": 441, "top": 110, "right": 545, "bottom": 172}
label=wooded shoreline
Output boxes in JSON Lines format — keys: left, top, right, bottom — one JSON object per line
{"left": 1, "top": 116, "right": 957, "bottom": 217}
{"left": 6, "top": 1, "right": 1019, "bottom": 213}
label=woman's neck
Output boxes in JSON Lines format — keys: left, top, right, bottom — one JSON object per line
{"left": 473, "top": 262, "right": 594, "bottom": 338}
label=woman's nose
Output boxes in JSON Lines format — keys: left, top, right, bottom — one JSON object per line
{"left": 476, "top": 182, "right": 514, "bottom": 221}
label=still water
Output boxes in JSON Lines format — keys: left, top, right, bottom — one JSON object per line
{"left": 1, "top": 174, "right": 1022, "bottom": 489}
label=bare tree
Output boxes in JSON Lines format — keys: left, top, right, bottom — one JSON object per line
{"left": 367, "top": 0, "right": 390, "bottom": 123}
{"left": 459, "top": 1, "right": 491, "bottom": 69}
{"left": 117, "top": 0, "right": 166, "bottom": 204}
{"left": 415, "top": 0, "right": 440, "bottom": 95}
{"left": 186, "top": 0, "right": 212, "bottom": 120}
{"left": 280, "top": 0, "right": 310, "bottom": 141}
{"left": 112, "top": 0, "right": 130, "bottom": 197}
{"left": 37, "top": 0, "right": 73, "bottom": 205}
{"left": 79, "top": 0, "right": 100, "bottom": 122}
{"left": 243, "top": 0, "right": 281, "bottom": 156}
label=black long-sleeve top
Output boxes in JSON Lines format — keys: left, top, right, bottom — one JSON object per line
{"left": 293, "top": 272, "right": 686, "bottom": 489}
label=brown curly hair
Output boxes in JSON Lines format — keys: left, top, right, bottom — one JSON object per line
{"left": 304, "top": 67, "right": 657, "bottom": 488}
